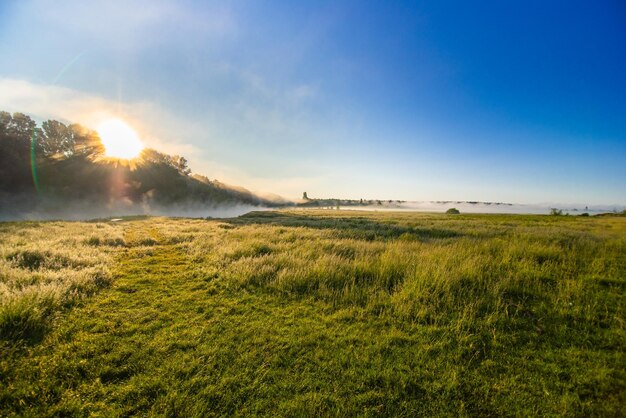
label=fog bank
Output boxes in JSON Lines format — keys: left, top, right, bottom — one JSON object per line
{"left": 338, "top": 201, "right": 626, "bottom": 215}
{"left": 0, "top": 194, "right": 265, "bottom": 221}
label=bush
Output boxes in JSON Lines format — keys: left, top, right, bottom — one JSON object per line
{"left": 550, "top": 208, "right": 563, "bottom": 216}
{"left": 445, "top": 208, "right": 460, "bottom": 214}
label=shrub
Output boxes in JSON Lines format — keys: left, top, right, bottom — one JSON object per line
{"left": 445, "top": 208, "right": 460, "bottom": 214}
{"left": 550, "top": 208, "right": 563, "bottom": 216}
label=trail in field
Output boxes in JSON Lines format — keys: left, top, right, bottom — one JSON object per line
{"left": 4, "top": 216, "right": 625, "bottom": 416}
{"left": 5, "top": 220, "right": 423, "bottom": 415}
{"left": 3, "top": 221, "right": 226, "bottom": 415}
{"left": 5, "top": 220, "right": 466, "bottom": 416}
{"left": 46, "top": 221, "right": 214, "bottom": 414}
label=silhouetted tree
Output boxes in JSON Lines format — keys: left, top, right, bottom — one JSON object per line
{"left": 171, "top": 155, "right": 191, "bottom": 175}
{"left": 70, "top": 124, "right": 104, "bottom": 156}
{"left": 40, "top": 120, "right": 74, "bottom": 157}
{"left": 5, "top": 112, "right": 37, "bottom": 142}
{"left": 0, "top": 110, "right": 279, "bottom": 215}
{"left": 0, "top": 112, "right": 38, "bottom": 194}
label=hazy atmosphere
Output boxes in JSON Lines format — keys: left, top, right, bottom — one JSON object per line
{"left": 1, "top": 0, "right": 624, "bottom": 205}
{"left": 2, "top": 2, "right": 625, "bottom": 416}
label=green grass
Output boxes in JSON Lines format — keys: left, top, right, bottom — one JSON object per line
{"left": 1, "top": 210, "right": 625, "bottom": 416}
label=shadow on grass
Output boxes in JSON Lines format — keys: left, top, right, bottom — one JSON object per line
{"left": 0, "top": 305, "right": 48, "bottom": 345}
{"left": 224, "top": 211, "right": 463, "bottom": 241}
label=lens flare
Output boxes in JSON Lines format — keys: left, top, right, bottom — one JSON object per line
{"left": 96, "top": 119, "right": 144, "bottom": 159}
{"left": 30, "top": 129, "right": 40, "bottom": 193}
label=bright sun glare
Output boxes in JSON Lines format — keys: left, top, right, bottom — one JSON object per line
{"left": 96, "top": 119, "right": 144, "bottom": 159}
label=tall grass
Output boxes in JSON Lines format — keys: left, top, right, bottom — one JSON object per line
{"left": 0, "top": 221, "right": 124, "bottom": 341}
{"left": 1, "top": 211, "right": 624, "bottom": 415}
{"left": 184, "top": 211, "right": 624, "bottom": 332}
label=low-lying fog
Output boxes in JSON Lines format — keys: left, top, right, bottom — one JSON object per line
{"left": 1, "top": 195, "right": 624, "bottom": 222}
{"left": 337, "top": 201, "right": 625, "bottom": 215}
{"left": 0, "top": 195, "right": 265, "bottom": 221}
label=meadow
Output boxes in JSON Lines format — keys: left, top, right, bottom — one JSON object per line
{"left": 1, "top": 210, "right": 624, "bottom": 416}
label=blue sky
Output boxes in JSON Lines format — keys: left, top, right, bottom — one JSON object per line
{"left": 1, "top": 0, "right": 624, "bottom": 204}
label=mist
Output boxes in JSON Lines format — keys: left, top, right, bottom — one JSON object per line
{"left": 337, "top": 201, "right": 626, "bottom": 215}
{"left": 0, "top": 194, "right": 267, "bottom": 221}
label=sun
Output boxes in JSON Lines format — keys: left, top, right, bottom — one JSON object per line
{"left": 96, "top": 119, "right": 144, "bottom": 159}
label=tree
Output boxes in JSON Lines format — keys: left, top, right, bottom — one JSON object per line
{"left": 141, "top": 148, "right": 169, "bottom": 164}
{"left": 303, "top": 192, "right": 309, "bottom": 200}
{"left": 0, "top": 112, "right": 39, "bottom": 194}
{"left": 0, "top": 110, "right": 282, "bottom": 216}
{"left": 6, "top": 112, "right": 37, "bottom": 142}
{"left": 0, "top": 111, "right": 11, "bottom": 132}
{"left": 39, "top": 120, "right": 75, "bottom": 157}
{"left": 69, "top": 124, "right": 104, "bottom": 156}
{"left": 171, "top": 155, "right": 191, "bottom": 175}
{"left": 446, "top": 208, "right": 460, "bottom": 214}
{"left": 191, "top": 174, "right": 212, "bottom": 184}
{"left": 141, "top": 149, "right": 190, "bottom": 175}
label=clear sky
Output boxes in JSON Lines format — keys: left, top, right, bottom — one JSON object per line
{"left": 1, "top": 0, "right": 624, "bottom": 204}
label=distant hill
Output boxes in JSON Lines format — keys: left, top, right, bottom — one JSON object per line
{"left": 0, "top": 111, "right": 289, "bottom": 219}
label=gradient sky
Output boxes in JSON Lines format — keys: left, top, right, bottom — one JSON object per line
{"left": 1, "top": 0, "right": 625, "bottom": 204}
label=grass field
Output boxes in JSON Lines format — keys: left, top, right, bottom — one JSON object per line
{"left": 1, "top": 210, "right": 625, "bottom": 416}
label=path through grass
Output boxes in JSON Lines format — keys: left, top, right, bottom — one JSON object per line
{"left": 1, "top": 212, "right": 625, "bottom": 416}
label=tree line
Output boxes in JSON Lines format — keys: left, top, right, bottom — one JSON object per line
{"left": 0, "top": 111, "right": 279, "bottom": 216}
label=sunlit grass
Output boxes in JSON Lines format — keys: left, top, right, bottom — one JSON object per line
{"left": 1, "top": 211, "right": 624, "bottom": 415}
{"left": 0, "top": 221, "right": 126, "bottom": 341}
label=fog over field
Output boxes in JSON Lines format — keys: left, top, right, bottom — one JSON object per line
{"left": 343, "top": 201, "right": 626, "bottom": 215}
{"left": 3, "top": 191, "right": 624, "bottom": 222}
{"left": 0, "top": 194, "right": 266, "bottom": 221}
